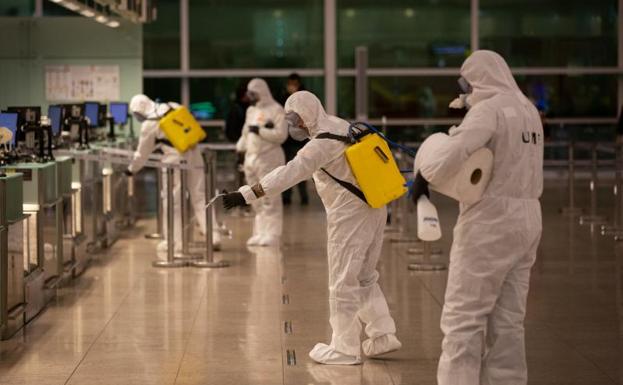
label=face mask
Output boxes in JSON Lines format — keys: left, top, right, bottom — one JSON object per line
{"left": 285, "top": 111, "right": 308, "bottom": 141}
{"left": 133, "top": 111, "right": 147, "bottom": 123}
{"left": 458, "top": 77, "right": 473, "bottom": 94}
{"left": 247, "top": 91, "right": 259, "bottom": 106}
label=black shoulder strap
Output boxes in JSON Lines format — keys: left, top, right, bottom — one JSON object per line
{"left": 315, "top": 132, "right": 353, "bottom": 144}
{"left": 320, "top": 168, "right": 368, "bottom": 204}
{"left": 155, "top": 138, "right": 174, "bottom": 147}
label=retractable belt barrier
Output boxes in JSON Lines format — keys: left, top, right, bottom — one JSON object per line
{"left": 55, "top": 146, "right": 229, "bottom": 269}
{"left": 55, "top": 148, "right": 203, "bottom": 171}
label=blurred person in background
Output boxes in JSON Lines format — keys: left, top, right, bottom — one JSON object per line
{"left": 236, "top": 78, "right": 288, "bottom": 246}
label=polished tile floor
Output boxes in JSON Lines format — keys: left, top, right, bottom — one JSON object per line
{"left": 1, "top": 183, "right": 622, "bottom": 384}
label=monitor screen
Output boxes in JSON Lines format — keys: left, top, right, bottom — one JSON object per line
{"left": 0, "top": 112, "right": 19, "bottom": 145}
{"left": 48, "top": 105, "right": 62, "bottom": 136}
{"left": 110, "top": 102, "right": 128, "bottom": 125}
{"left": 84, "top": 102, "right": 100, "bottom": 128}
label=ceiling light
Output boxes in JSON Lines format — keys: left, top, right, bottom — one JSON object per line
{"left": 95, "top": 15, "right": 109, "bottom": 23}
{"left": 80, "top": 9, "right": 95, "bottom": 17}
{"left": 50, "top": 0, "right": 63, "bottom": 3}
{"left": 106, "top": 20, "right": 120, "bottom": 28}
{"left": 62, "top": 1, "right": 81, "bottom": 11}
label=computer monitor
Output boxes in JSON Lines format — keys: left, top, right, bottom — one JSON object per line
{"left": 84, "top": 102, "right": 100, "bottom": 128}
{"left": 0, "top": 112, "right": 19, "bottom": 145}
{"left": 61, "top": 104, "right": 84, "bottom": 125}
{"left": 48, "top": 105, "right": 63, "bottom": 136}
{"left": 110, "top": 102, "right": 128, "bottom": 125}
{"left": 7, "top": 106, "right": 41, "bottom": 129}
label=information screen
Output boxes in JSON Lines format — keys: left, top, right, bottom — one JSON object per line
{"left": 84, "top": 102, "right": 100, "bottom": 128}
{"left": 48, "top": 105, "right": 63, "bottom": 136}
{"left": 110, "top": 102, "right": 128, "bottom": 125}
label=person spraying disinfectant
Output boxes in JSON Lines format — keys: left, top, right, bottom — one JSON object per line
{"left": 412, "top": 50, "right": 543, "bottom": 385}
{"left": 125, "top": 94, "right": 221, "bottom": 255}
{"left": 221, "top": 91, "right": 401, "bottom": 365}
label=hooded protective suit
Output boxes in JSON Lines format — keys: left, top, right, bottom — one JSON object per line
{"left": 236, "top": 78, "right": 288, "bottom": 246}
{"left": 237, "top": 91, "right": 399, "bottom": 363}
{"left": 416, "top": 51, "right": 543, "bottom": 385}
{"left": 128, "top": 94, "right": 220, "bottom": 251}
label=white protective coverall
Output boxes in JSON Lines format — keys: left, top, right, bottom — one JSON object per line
{"left": 236, "top": 78, "right": 288, "bottom": 246}
{"left": 128, "top": 95, "right": 220, "bottom": 251}
{"left": 237, "top": 91, "right": 399, "bottom": 364}
{"left": 416, "top": 51, "right": 543, "bottom": 385}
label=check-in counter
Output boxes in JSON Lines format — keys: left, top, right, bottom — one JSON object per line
{"left": 3, "top": 162, "right": 62, "bottom": 320}
{"left": 0, "top": 173, "right": 27, "bottom": 339}
{"left": 57, "top": 156, "right": 88, "bottom": 277}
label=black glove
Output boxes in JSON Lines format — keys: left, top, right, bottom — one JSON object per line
{"left": 411, "top": 172, "right": 430, "bottom": 205}
{"left": 264, "top": 120, "right": 274, "bottom": 129}
{"left": 222, "top": 189, "right": 246, "bottom": 210}
{"left": 249, "top": 125, "right": 260, "bottom": 134}
{"left": 124, "top": 169, "right": 133, "bottom": 177}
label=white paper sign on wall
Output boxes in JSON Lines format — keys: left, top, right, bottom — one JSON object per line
{"left": 45, "top": 65, "right": 120, "bottom": 102}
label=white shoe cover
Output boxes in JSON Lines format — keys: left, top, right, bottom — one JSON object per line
{"left": 246, "top": 234, "right": 263, "bottom": 246}
{"left": 257, "top": 234, "right": 280, "bottom": 247}
{"left": 309, "top": 343, "right": 361, "bottom": 365}
{"left": 362, "top": 334, "right": 402, "bottom": 357}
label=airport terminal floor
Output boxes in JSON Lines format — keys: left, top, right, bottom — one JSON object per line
{"left": 0, "top": 183, "right": 620, "bottom": 385}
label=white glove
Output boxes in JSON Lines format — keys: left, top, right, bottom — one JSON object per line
{"left": 449, "top": 94, "right": 468, "bottom": 109}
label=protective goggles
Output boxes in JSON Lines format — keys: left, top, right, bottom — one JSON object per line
{"left": 458, "top": 77, "right": 473, "bottom": 94}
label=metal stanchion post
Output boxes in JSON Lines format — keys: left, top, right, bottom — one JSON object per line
{"left": 580, "top": 141, "right": 607, "bottom": 225}
{"left": 191, "top": 149, "right": 229, "bottom": 268}
{"left": 145, "top": 168, "right": 164, "bottom": 239}
{"left": 603, "top": 142, "right": 622, "bottom": 236}
{"left": 561, "top": 137, "right": 583, "bottom": 216}
{"left": 382, "top": 117, "right": 400, "bottom": 235}
{"left": 177, "top": 167, "right": 199, "bottom": 260}
{"left": 408, "top": 241, "right": 447, "bottom": 271}
{"left": 126, "top": 174, "right": 135, "bottom": 226}
{"left": 153, "top": 167, "right": 187, "bottom": 268}
{"left": 390, "top": 151, "right": 419, "bottom": 244}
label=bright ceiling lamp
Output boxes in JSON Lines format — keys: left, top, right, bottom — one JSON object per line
{"left": 95, "top": 15, "right": 109, "bottom": 24}
{"left": 106, "top": 20, "right": 120, "bottom": 28}
{"left": 62, "top": 1, "right": 81, "bottom": 11}
{"left": 80, "top": 8, "right": 95, "bottom": 17}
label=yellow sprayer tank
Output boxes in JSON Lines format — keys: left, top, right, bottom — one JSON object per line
{"left": 345, "top": 133, "right": 407, "bottom": 208}
{"left": 159, "top": 106, "right": 206, "bottom": 153}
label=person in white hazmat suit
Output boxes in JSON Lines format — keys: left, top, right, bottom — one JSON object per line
{"left": 236, "top": 78, "right": 288, "bottom": 246}
{"left": 126, "top": 94, "right": 221, "bottom": 253}
{"left": 222, "top": 91, "right": 401, "bottom": 365}
{"left": 412, "top": 50, "right": 543, "bottom": 384}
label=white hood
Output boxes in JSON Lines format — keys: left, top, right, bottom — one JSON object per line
{"left": 247, "top": 78, "right": 276, "bottom": 108}
{"left": 284, "top": 91, "right": 347, "bottom": 138}
{"left": 129, "top": 94, "right": 173, "bottom": 119}
{"left": 461, "top": 50, "right": 531, "bottom": 108}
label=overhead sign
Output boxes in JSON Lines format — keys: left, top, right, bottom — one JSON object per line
{"left": 45, "top": 65, "right": 120, "bottom": 102}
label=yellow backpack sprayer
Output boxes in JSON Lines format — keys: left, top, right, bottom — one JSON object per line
{"left": 316, "top": 122, "right": 413, "bottom": 209}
